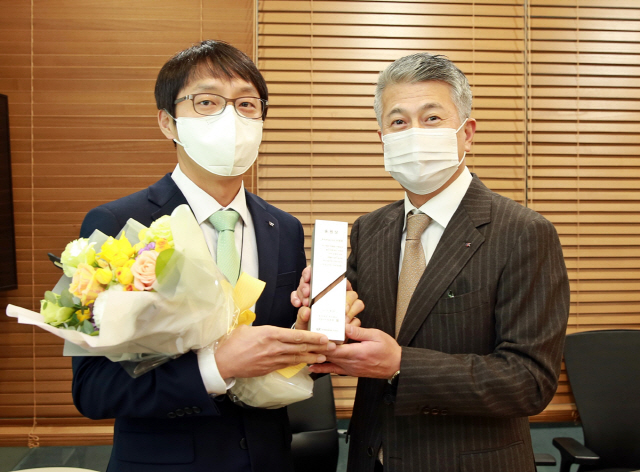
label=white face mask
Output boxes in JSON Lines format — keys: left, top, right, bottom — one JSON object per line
{"left": 173, "top": 106, "right": 263, "bottom": 177}
{"left": 382, "top": 119, "right": 467, "bottom": 195}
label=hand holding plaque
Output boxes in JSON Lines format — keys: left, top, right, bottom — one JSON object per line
{"left": 309, "top": 220, "right": 349, "bottom": 342}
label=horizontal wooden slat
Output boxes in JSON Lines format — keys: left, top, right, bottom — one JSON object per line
{"left": 0, "top": 425, "right": 114, "bottom": 447}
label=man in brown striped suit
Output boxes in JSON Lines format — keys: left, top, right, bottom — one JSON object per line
{"left": 293, "top": 53, "right": 570, "bottom": 472}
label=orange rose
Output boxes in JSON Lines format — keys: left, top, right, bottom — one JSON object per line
{"left": 69, "top": 263, "right": 105, "bottom": 305}
{"left": 131, "top": 250, "right": 159, "bottom": 291}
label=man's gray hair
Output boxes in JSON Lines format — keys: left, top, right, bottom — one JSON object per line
{"left": 373, "top": 53, "right": 472, "bottom": 126}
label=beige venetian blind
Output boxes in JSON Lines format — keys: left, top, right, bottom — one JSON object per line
{"left": 257, "top": 0, "right": 529, "bottom": 418}
{"left": 527, "top": 0, "right": 640, "bottom": 421}
{"left": 0, "top": 0, "right": 256, "bottom": 446}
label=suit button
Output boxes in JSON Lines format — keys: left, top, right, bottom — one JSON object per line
{"left": 167, "top": 412, "right": 176, "bottom": 419}
{"left": 421, "top": 406, "right": 430, "bottom": 415}
{"left": 176, "top": 409, "right": 185, "bottom": 417}
{"left": 367, "top": 447, "right": 374, "bottom": 457}
{"left": 240, "top": 438, "right": 248, "bottom": 450}
{"left": 441, "top": 409, "right": 448, "bottom": 416}
{"left": 383, "top": 394, "right": 393, "bottom": 405}
{"left": 193, "top": 406, "right": 202, "bottom": 414}
{"left": 184, "top": 407, "right": 193, "bottom": 415}
{"left": 431, "top": 408, "right": 440, "bottom": 415}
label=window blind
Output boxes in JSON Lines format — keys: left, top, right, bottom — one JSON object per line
{"left": 527, "top": 0, "right": 640, "bottom": 421}
{"left": 257, "top": 0, "right": 640, "bottom": 421}
{"left": 258, "top": 0, "right": 529, "bottom": 418}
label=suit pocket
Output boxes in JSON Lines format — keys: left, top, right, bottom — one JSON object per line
{"left": 427, "top": 288, "right": 493, "bottom": 353}
{"left": 459, "top": 440, "right": 531, "bottom": 472}
{"left": 115, "top": 431, "right": 195, "bottom": 464}
{"left": 276, "top": 270, "right": 297, "bottom": 288}
{"left": 431, "top": 288, "right": 489, "bottom": 314}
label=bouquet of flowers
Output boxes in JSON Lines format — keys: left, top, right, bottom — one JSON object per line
{"left": 6, "top": 204, "right": 312, "bottom": 409}
{"left": 39, "top": 211, "right": 176, "bottom": 338}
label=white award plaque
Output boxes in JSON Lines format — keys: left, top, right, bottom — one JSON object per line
{"left": 309, "top": 220, "right": 348, "bottom": 342}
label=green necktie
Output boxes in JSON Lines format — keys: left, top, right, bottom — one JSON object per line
{"left": 209, "top": 209, "right": 241, "bottom": 286}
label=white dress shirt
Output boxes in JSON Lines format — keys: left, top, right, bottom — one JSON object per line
{"left": 171, "top": 164, "right": 259, "bottom": 395}
{"left": 399, "top": 167, "right": 473, "bottom": 271}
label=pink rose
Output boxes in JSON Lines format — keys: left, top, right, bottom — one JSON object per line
{"left": 131, "top": 250, "right": 159, "bottom": 291}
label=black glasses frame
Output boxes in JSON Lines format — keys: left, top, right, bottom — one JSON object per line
{"left": 173, "top": 93, "right": 268, "bottom": 120}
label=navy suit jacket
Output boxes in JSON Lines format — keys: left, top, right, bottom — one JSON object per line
{"left": 71, "top": 174, "right": 307, "bottom": 472}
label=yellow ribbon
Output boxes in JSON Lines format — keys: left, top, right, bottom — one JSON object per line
{"left": 231, "top": 273, "right": 306, "bottom": 379}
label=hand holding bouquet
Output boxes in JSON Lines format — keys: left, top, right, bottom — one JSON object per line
{"left": 7, "top": 204, "right": 313, "bottom": 408}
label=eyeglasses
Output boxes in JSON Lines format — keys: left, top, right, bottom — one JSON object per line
{"left": 173, "top": 93, "right": 268, "bottom": 120}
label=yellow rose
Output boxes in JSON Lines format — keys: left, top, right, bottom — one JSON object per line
{"left": 75, "top": 308, "right": 92, "bottom": 323}
{"left": 97, "top": 234, "right": 135, "bottom": 268}
{"left": 95, "top": 268, "right": 113, "bottom": 285}
{"left": 155, "top": 238, "right": 173, "bottom": 252}
{"left": 69, "top": 263, "right": 105, "bottom": 306}
{"left": 96, "top": 258, "right": 110, "bottom": 269}
{"left": 116, "top": 266, "right": 134, "bottom": 285}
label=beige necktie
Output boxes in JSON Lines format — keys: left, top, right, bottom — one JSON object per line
{"left": 395, "top": 212, "right": 431, "bottom": 337}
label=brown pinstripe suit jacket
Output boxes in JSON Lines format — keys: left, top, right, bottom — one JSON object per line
{"left": 346, "top": 175, "right": 570, "bottom": 472}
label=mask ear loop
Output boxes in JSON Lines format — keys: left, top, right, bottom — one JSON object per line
{"left": 162, "top": 109, "right": 186, "bottom": 148}
{"left": 455, "top": 118, "right": 469, "bottom": 169}
{"left": 455, "top": 118, "right": 468, "bottom": 133}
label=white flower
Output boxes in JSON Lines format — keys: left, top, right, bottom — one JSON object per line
{"left": 92, "top": 294, "right": 105, "bottom": 329}
{"left": 60, "top": 239, "right": 96, "bottom": 278}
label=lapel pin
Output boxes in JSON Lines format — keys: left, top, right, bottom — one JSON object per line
{"left": 447, "top": 290, "right": 455, "bottom": 298}
{"left": 465, "top": 242, "right": 471, "bottom": 247}
{"left": 268, "top": 221, "right": 275, "bottom": 227}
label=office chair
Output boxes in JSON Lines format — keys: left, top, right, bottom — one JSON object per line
{"left": 288, "top": 374, "right": 340, "bottom": 472}
{"left": 552, "top": 329, "right": 640, "bottom": 472}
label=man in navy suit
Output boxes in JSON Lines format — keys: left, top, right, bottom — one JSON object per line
{"left": 71, "top": 40, "right": 337, "bottom": 472}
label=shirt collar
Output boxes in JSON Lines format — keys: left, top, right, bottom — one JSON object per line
{"left": 170, "top": 164, "right": 249, "bottom": 225}
{"left": 403, "top": 166, "right": 472, "bottom": 230}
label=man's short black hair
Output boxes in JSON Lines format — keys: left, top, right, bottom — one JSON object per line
{"left": 154, "top": 40, "right": 268, "bottom": 118}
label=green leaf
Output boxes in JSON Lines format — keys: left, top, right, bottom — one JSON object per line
{"left": 80, "top": 320, "right": 95, "bottom": 335}
{"left": 67, "top": 311, "right": 80, "bottom": 327}
{"left": 44, "top": 291, "right": 58, "bottom": 304}
{"left": 59, "top": 289, "right": 75, "bottom": 308}
{"left": 155, "top": 248, "right": 175, "bottom": 278}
